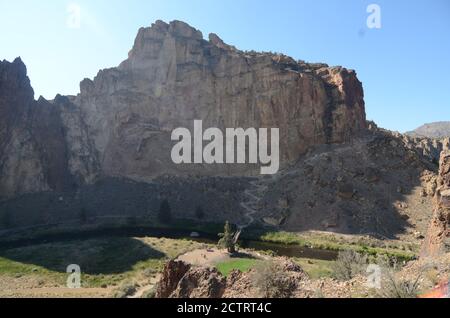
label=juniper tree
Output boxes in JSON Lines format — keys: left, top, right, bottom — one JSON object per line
{"left": 218, "top": 221, "right": 236, "bottom": 254}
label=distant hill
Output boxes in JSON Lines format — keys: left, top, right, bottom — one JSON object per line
{"left": 407, "top": 122, "right": 450, "bottom": 139}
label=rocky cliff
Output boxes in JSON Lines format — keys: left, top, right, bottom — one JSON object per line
{"left": 155, "top": 258, "right": 307, "bottom": 298}
{"left": 71, "top": 20, "right": 367, "bottom": 181}
{"left": 0, "top": 20, "right": 367, "bottom": 198}
{"left": 0, "top": 58, "right": 74, "bottom": 198}
{"left": 421, "top": 150, "right": 450, "bottom": 257}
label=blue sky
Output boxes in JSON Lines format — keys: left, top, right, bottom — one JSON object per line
{"left": 0, "top": 0, "right": 449, "bottom": 132}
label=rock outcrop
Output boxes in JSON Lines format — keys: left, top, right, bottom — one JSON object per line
{"left": 77, "top": 20, "right": 366, "bottom": 180}
{"left": 401, "top": 134, "right": 449, "bottom": 165}
{"left": 421, "top": 151, "right": 450, "bottom": 257}
{"left": 0, "top": 58, "right": 74, "bottom": 198}
{"left": 156, "top": 260, "right": 226, "bottom": 298}
{"left": 1, "top": 20, "right": 367, "bottom": 199}
{"left": 155, "top": 258, "right": 307, "bottom": 298}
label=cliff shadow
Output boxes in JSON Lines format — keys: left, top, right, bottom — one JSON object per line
{"left": 0, "top": 236, "right": 164, "bottom": 275}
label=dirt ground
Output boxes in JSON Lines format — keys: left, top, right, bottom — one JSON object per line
{"left": 177, "top": 248, "right": 231, "bottom": 266}
{"left": 0, "top": 286, "right": 112, "bottom": 298}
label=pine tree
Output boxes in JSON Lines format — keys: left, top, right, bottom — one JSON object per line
{"left": 218, "top": 221, "right": 236, "bottom": 254}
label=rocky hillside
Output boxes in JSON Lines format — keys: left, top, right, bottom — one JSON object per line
{"left": 153, "top": 253, "right": 450, "bottom": 298}
{"left": 407, "top": 122, "right": 450, "bottom": 139}
{"left": 0, "top": 20, "right": 366, "bottom": 199}
{"left": 155, "top": 259, "right": 308, "bottom": 298}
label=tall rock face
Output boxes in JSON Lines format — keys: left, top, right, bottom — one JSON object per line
{"left": 0, "top": 58, "right": 73, "bottom": 198}
{"left": 70, "top": 20, "right": 366, "bottom": 181}
{"left": 0, "top": 20, "right": 366, "bottom": 198}
{"left": 421, "top": 150, "right": 450, "bottom": 257}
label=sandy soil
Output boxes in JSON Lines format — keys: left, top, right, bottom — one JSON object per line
{"left": 177, "top": 248, "right": 231, "bottom": 266}
{"left": 0, "top": 287, "right": 112, "bottom": 298}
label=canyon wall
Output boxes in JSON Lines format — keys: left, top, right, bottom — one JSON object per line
{"left": 421, "top": 150, "right": 450, "bottom": 257}
{"left": 0, "top": 58, "right": 74, "bottom": 198}
{"left": 0, "top": 20, "right": 367, "bottom": 198}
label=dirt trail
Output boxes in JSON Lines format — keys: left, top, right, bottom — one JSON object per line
{"left": 129, "top": 275, "right": 160, "bottom": 298}
{"left": 232, "top": 176, "right": 278, "bottom": 243}
{"left": 0, "top": 287, "right": 112, "bottom": 298}
{"left": 238, "top": 179, "right": 266, "bottom": 230}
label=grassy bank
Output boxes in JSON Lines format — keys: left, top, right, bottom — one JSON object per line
{"left": 254, "top": 231, "right": 418, "bottom": 262}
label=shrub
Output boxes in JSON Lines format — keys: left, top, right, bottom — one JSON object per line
{"left": 157, "top": 199, "right": 172, "bottom": 224}
{"left": 375, "top": 260, "right": 425, "bottom": 298}
{"left": 142, "top": 268, "right": 158, "bottom": 278}
{"left": 377, "top": 270, "right": 422, "bottom": 298}
{"left": 252, "top": 261, "right": 296, "bottom": 298}
{"left": 142, "top": 285, "right": 158, "bottom": 298}
{"left": 332, "top": 250, "right": 368, "bottom": 281}
{"left": 113, "top": 282, "right": 138, "bottom": 298}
